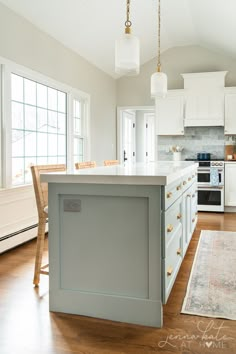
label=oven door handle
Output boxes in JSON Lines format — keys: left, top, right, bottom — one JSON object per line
{"left": 198, "top": 185, "right": 224, "bottom": 190}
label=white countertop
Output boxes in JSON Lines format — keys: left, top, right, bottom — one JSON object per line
{"left": 40, "top": 161, "right": 198, "bottom": 186}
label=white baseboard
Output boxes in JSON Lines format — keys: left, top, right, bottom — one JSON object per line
{"left": 224, "top": 206, "right": 236, "bottom": 213}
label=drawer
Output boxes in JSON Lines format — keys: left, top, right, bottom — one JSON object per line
{"left": 163, "top": 197, "right": 182, "bottom": 255}
{"left": 163, "top": 226, "right": 183, "bottom": 303}
{"left": 163, "top": 177, "right": 183, "bottom": 210}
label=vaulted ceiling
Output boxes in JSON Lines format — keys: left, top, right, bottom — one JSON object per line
{"left": 0, "top": 0, "right": 235, "bottom": 78}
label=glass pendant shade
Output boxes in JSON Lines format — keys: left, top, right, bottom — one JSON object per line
{"left": 115, "top": 33, "right": 140, "bottom": 75}
{"left": 151, "top": 71, "right": 167, "bottom": 98}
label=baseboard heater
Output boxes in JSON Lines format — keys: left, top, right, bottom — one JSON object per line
{"left": 0, "top": 223, "right": 38, "bottom": 242}
{"left": 0, "top": 222, "right": 49, "bottom": 254}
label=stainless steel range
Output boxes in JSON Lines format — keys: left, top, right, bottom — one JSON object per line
{"left": 186, "top": 159, "right": 225, "bottom": 212}
{"left": 197, "top": 160, "right": 224, "bottom": 212}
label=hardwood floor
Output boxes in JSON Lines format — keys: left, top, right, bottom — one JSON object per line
{"left": 0, "top": 212, "right": 236, "bottom": 354}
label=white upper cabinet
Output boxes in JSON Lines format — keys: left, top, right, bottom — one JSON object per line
{"left": 156, "top": 90, "right": 184, "bottom": 135}
{"left": 182, "top": 72, "right": 227, "bottom": 127}
{"left": 224, "top": 87, "right": 236, "bottom": 135}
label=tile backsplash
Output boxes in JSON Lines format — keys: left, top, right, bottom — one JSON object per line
{"left": 157, "top": 127, "right": 225, "bottom": 160}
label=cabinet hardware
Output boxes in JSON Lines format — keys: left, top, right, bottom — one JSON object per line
{"left": 192, "top": 194, "right": 195, "bottom": 198}
{"left": 188, "top": 177, "right": 192, "bottom": 181}
{"left": 167, "top": 192, "right": 172, "bottom": 199}
{"left": 192, "top": 218, "right": 195, "bottom": 223}
{"left": 176, "top": 185, "right": 181, "bottom": 191}
{"left": 177, "top": 213, "right": 182, "bottom": 219}
{"left": 167, "top": 267, "right": 173, "bottom": 276}
{"left": 177, "top": 248, "right": 181, "bottom": 255}
{"left": 195, "top": 212, "right": 198, "bottom": 216}
{"left": 187, "top": 194, "right": 191, "bottom": 197}
{"left": 183, "top": 181, "right": 187, "bottom": 185}
{"left": 167, "top": 225, "right": 173, "bottom": 232}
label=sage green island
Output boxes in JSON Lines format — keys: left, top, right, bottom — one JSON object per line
{"left": 41, "top": 161, "right": 198, "bottom": 328}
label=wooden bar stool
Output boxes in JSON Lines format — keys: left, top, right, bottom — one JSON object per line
{"left": 75, "top": 161, "right": 97, "bottom": 169}
{"left": 104, "top": 160, "right": 119, "bottom": 166}
{"left": 31, "top": 164, "right": 66, "bottom": 286}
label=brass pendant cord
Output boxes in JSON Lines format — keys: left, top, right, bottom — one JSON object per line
{"left": 125, "top": 0, "right": 132, "bottom": 33}
{"left": 157, "top": 0, "right": 161, "bottom": 72}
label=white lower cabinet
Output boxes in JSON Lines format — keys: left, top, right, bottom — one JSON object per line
{"left": 162, "top": 168, "right": 198, "bottom": 303}
{"left": 225, "top": 163, "right": 236, "bottom": 206}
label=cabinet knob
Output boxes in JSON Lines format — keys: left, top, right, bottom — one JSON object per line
{"left": 183, "top": 181, "right": 187, "bottom": 185}
{"left": 167, "top": 225, "right": 173, "bottom": 233}
{"left": 187, "top": 194, "right": 191, "bottom": 198}
{"left": 167, "top": 267, "right": 173, "bottom": 276}
{"left": 195, "top": 212, "right": 198, "bottom": 216}
{"left": 192, "top": 194, "right": 195, "bottom": 198}
{"left": 167, "top": 192, "right": 172, "bottom": 199}
{"left": 177, "top": 213, "right": 182, "bottom": 220}
{"left": 188, "top": 177, "right": 192, "bottom": 181}
{"left": 176, "top": 184, "right": 181, "bottom": 191}
{"left": 177, "top": 248, "right": 181, "bottom": 255}
{"left": 192, "top": 218, "right": 195, "bottom": 223}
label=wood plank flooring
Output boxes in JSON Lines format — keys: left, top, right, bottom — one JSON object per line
{"left": 0, "top": 212, "right": 236, "bottom": 354}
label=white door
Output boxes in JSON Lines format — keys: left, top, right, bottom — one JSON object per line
{"left": 122, "top": 111, "right": 136, "bottom": 164}
{"left": 144, "top": 113, "right": 155, "bottom": 162}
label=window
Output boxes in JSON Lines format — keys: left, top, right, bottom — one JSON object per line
{"left": 11, "top": 74, "right": 67, "bottom": 185}
{"left": 0, "top": 61, "right": 90, "bottom": 188}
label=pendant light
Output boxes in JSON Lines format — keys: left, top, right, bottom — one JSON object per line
{"left": 151, "top": 0, "right": 167, "bottom": 98}
{"left": 115, "top": 0, "right": 140, "bottom": 75}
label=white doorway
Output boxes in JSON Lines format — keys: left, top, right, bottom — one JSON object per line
{"left": 117, "top": 106, "right": 155, "bottom": 163}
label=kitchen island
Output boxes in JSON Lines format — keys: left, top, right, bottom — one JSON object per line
{"left": 41, "top": 161, "right": 198, "bottom": 327}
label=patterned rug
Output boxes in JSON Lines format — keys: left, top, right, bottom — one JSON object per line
{"left": 181, "top": 230, "right": 236, "bottom": 320}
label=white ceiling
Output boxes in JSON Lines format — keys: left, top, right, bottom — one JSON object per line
{"left": 0, "top": 0, "right": 236, "bottom": 78}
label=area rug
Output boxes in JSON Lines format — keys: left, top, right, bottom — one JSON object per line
{"left": 181, "top": 230, "right": 236, "bottom": 320}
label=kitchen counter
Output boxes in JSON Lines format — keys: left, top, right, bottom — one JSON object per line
{"left": 43, "top": 161, "right": 198, "bottom": 328}
{"left": 41, "top": 161, "right": 197, "bottom": 185}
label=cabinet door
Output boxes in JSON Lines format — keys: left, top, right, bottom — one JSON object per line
{"left": 184, "top": 91, "right": 224, "bottom": 127}
{"left": 225, "top": 93, "right": 236, "bottom": 134}
{"left": 225, "top": 163, "right": 236, "bottom": 206}
{"left": 156, "top": 90, "right": 184, "bottom": 135}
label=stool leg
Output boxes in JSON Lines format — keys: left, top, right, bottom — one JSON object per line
{"left": 33, "top": 217, "right": 46, "bottom": 286}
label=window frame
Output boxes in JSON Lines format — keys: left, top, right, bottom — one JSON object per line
{"left": 0, "top": 57, "right": 91, "bottom": 189}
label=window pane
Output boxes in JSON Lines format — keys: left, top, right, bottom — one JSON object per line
{"left": 37, "top": 157, "right": 48, "bottom": 165}
{"left": 11, "top": 74, "right": 23, "bottom": 102}
{"left": 74, "top": 117, "right": 81, "bottom": 135}
{"left": 25, "top": 131, "right": 36, "bottom": 156}
{"left": 58, "top": 135, "right": 66, "bottom": 155}
{"left": 37, "top": 132, "right": 48, "bottom": 156}
{"left": 24, "top": 78, "right": 36, "bottom": 105}
{"left": 48, "top": 157, "right": 57, "bottom": 164}
{"left": 48, "top": 87, "right": 57, "bottom": 110}
{"left": 58, "top": 91, "right": 66, "bottom": 113}
{"left": 37, "top": 108, "right": 47, "bottom": 132}
{"left": 12, "top": 102, "right": 24, "bottom": 129}
{"left": 24, "top": 158, "right": 36, "bottom": 184}
{"left": 37, "top": 83, "right": 47, "bottom": 108}
{"left": 58, "top": 156, "right": 66, "bottom": 164}
{"left": 74, "top": 137, "right": 83, "bottom": 156}
{"left": 58, "top": 113, "right": 66, "bottom": 134}
{"left": 25, "top": 105, "right": 36, "bottom": 131}
{"left": 12, "top": 158, "right": 24, "bottom": 185}
{"left": 12, "top": 130, "right": 24, "bottom": 157}
{"left": 48, "top": 111, "right": 57, "bottom": 133}
{"left": 74, "top": 100, "right": 80, "bottom": 118}
{"left": 48, "top": 134, "right": 57, "bottom": 156}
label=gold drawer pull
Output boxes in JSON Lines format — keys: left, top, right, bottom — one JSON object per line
{"left": 183, "top": 180, "right": 187, "bottom": 185}
{"left": 192, "top": 218, "right": 195, "bottom": 223}
{"left": 177, "top": 213, "right": 182, "bottom": 220}
{"left": 176, "top": 184, "right": 181, "bottom": 191}
{"left": 177, "top": 248, "right": 181, "bottom": 255}
{"left": 167, "top": 192, "right": 172, "bottom": 199}
{"left": 187, "top": 194, "right": 191, "bottom": 198}
{"left": 167, "top": 267, "right": 173, "bottom": 276}
{"left": 188, "top": 177, "right": 192, "bottom": 181}
{"left": 167, "top": 225, "right": 173, "bottom": 233}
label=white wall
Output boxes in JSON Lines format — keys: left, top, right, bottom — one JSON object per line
{"left": 117, "top": 45, "right": 236, "bottom": 106}
{"left": 0, "top": 3, "right": 116, "bottom": 250}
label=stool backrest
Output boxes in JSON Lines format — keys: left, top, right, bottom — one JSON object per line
{"left": 75, "top": 161, "right": 97, "bottom": 169}
{"left": 31, "top": 164, "right": 66, "bottom": 218}
{"left": 104, "top": 160, "right": 119, "bottom": 166}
